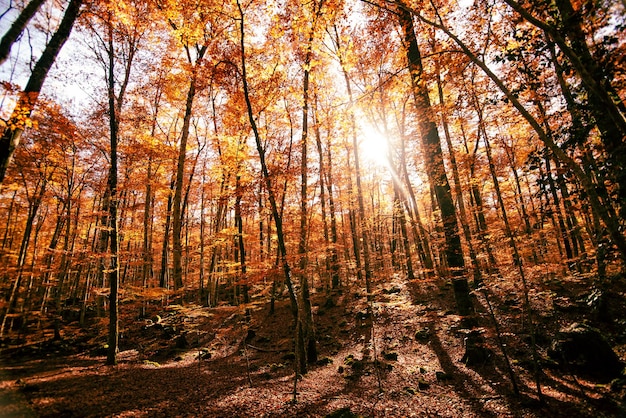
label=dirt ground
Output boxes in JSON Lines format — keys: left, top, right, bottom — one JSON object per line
{"left": 1, "top": 270, "right": 626, "bottom": 417}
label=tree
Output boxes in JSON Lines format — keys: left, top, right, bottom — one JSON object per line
{"left": 0, "top": 99, "right": 90, "bottom": 338}
{"left": 0, "top": 0, "right": 47, "bottom": 65}
{"left": 0, "top": 0, "right": 624, "bottom": 403}
{"left": 155, "top": 0, "right": 215, "bottom": 291}
{"left": 294, "top": 0, "right": 328, "bottom": 371}
{"left": 104, "top": 16, "right": 120, "bottom": 364}
{"left": 503, "top": 0, "right": 626, "bottom": 210}
{"left": 330, "top": 22, "right": 374, "bottom": 300}
{"left": 397, "top": 5, "right": 473, "bottom": 316}
{"left": 237, "top": 0, "right": 298, "bottom": 324}
{"left": 406, "top": 0, "right": 626, "bottom": 264}
{"left": 81, "top": 0, "right": 151, "bottom": 364}
{"left": 0, "top": 0, "right": 83, "bottom": 184}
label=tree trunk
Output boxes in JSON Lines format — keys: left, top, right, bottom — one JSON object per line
{"left": 481, "top": 128, "right": 543, "bottom": 397}
{"left": 298, "top": 18, "right": 321, "bottom": 368}
{"left": 1, "top": 190, "right": 18, "bottom": 251}
{"left": 199, "top": 163, "right": 207, "bottom": 303}
{"left": 37, "top": 199, "right": 67, "bottom": 316}
{"left": 105, "top": 19, "right": 121, "bottom": 366}
{"left": 553, "top": 157, "right": 586, "bottom": 260}
{"left": 172, "top": 67, "right": 200, "bottom": 290}
{"left": 398, "top": 132, "right": 434, "bottom": 275}
{"left": 312, "top": 94, "right": 333, "bottom": 289}
{"left": 234, "top": 175, "right": 248, "bottom": 305}
{"left": 142, "top": 156, "right": 154, "bottom": 289}
{"left": 544, "top": 149, "right": 574, "bottom": 265}
{"left": 332, "top": 25, "right": 373, "bottom": 298}
{"left": 237, "top": 0, "right": 298, "bottom": 318}
{"left": 437, "top": 66, "right": 481, "bottom": 287}
{"left": 398, "top": 7, "right": 473, "bottom": 316}
{"left": 393, "top": 183, "right": 415, "bottom": 281}
{"left": 159, "top": 175, "right": 175, "bottom": 288}
{"left": 500, "top": 137, "right": 539, "bottom": 264}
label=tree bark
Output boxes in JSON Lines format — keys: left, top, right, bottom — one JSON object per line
{"left": 323, "top": 128, "right": 340, "bottom": 288}
{"left": 159, "top": 175, "right": 175, "bottom": 288}
{"left": 392, "top": 182, "right": 415, "bottom": 281}
{"left": 398, "top": 132, "right": 434, "bottom": 275}
{"left": 482, "top": 130, "right": 542, "bottom": 398}
{"left": 315, "top": 130, "right": 330, "bottom": 284}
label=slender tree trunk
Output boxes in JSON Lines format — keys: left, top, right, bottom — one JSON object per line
{"left": 237, "top": 0, "right": 298, "bottom": 319}
{"left": 22, "top": 207, "right": 46, "bottom": 323}
{"left": 483, "top": 130, "right": 542, "bottom": 398}
{"left": 1, "top": 190, "right": 18, "bottom": 251}
{"left": 234, "top": 175, "right": 248, "bottom": 305}
{"left": 54, "top": 194, "right": 75, "bottom": 313}
{"left": 398, "top": 132, "right": 434, "bottom": 275}
{"left": 142, "top": 157, "right": 154, "bottom": 289}
{"left": 160, "top": 175, "right": 175, "bottom": 288}
{"left": 105, "top": 20, "right": 120, "bottom": 366}
{"left": 460, "top": 123, "right": 498, "bottom": 272}
{"left": 392, "top": 183, "right": 415, "bottom": 280}
{"left": 398, "top": 7, "right": 473, "bottom": 316}
{"left": 312, "top": 94, "right": 332, "bottom": 289}
{"left": 500, "top": 138, "right": 539, "bottom": 264}
{"left": 323, "top": 131, "right": 340, "bottom": 288}
{"left": 172, "top": 62, "right": 202, "bottom": 290}
{"left": 553, "top": 157, "right": 586, "bottom": 261}
{"left": 38, "top": 199, "right": 69, "bottom": 318}
{"left": 207, "top": 190, "right": 228, "bottom": 306}
{"left": 544, "top": 149, "right": 574, "bottom": 265}
{"left": 437, "top": 67, "right": 481, "bottom": 287}
{"left": 199, "top": 163, "right": 207, "bottom": 303}
{"left": 350, "top": 121, "right": 373, "bottom": 298}
{"left": 298, "top": 17, "right": 322, "bottom": 369}
{"left": 346, "top": 174, "right": 363, "bottom": 282}
{"left": 333, "top": 26, "right": 373, "bottom": 298}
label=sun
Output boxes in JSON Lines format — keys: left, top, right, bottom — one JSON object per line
{"left": 359, "top": 126, "right": 390, "bottom": 168}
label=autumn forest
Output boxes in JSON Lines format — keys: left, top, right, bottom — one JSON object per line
{"left": 0, "top": 0, "right": 625, "bottom": 415}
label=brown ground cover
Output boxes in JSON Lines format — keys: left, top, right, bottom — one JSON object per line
{"left": 1, "top": 270, "right": 625, "bottom": 417}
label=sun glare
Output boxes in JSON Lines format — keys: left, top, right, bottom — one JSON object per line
{"left": 359, "top": 126, "right": 390, "bottom": 168}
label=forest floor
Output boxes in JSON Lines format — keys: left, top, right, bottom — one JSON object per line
{"left": 1, "top": 267, "right": 626, "bottom": 417}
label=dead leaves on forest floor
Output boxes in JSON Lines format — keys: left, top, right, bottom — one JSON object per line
{"left": 2, "top": 271, "right": 626, "bottom": 417}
